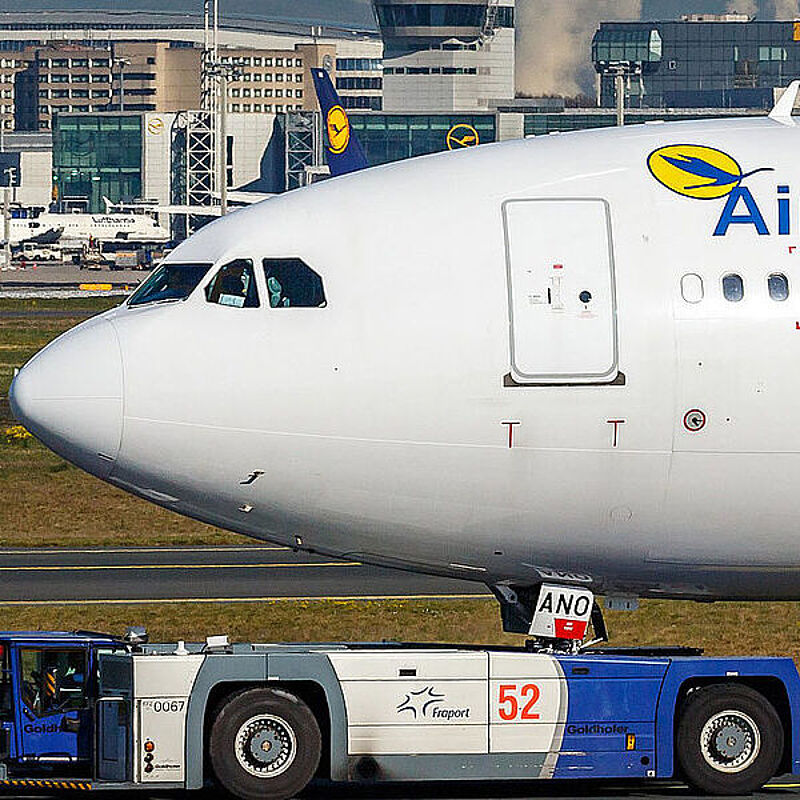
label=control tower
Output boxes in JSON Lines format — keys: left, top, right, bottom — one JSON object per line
{"left": 374, "top": 0, "right": 515, "bottom": 112}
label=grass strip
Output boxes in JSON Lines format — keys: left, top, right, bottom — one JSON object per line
{"left": 0, "top": 598, "right": 798, "bottom": 664}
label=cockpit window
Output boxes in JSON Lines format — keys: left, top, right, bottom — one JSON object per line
{"left": 263, "top": 258, "right": 326, "bottom": 308}
{"left": 128, "top": 263, "right": 211, "bottom": 307}
{"left": 205, "top": 259, "right": 259, "bottom": 308}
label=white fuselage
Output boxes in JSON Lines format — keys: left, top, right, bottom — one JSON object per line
{"left": 7, "top": 217, "right": 62, "bottom": 246}
{"left": 10, "top": 116, "right": 800, "bottom": 600}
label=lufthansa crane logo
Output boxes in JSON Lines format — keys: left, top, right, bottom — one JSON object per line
{"left": 447, "top": 124, "right": 480, "bottom": 150}
{"left": 647, "top": 144, "right": 770, "bottom": 200}
{"left": 326, "top": 105, "right": 350, "bottom": 154}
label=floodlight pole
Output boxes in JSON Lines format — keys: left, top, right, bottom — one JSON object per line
{"left": 0, "top": 112, "right": 6, "bottom": 270}
{"left": 220, "top": 76, "right": 228, "bottom": 215}
{"left": 114, "top": 57, "right": 131, "bottom": 112}
{"left": 2, "top": 167, "right": 13, "bottom": 271}
{"left": 207, "top": 62, "right": 241, "bottom": 216}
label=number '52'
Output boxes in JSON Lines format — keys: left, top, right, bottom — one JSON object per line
{"left": 497, "top": 683, "right": 541, "bottom": 721}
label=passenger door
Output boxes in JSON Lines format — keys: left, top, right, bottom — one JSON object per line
{"left": 16, "top": 646, "right": 92, "bottom": 766}
{"left": 503, "top": 198, "right": 618, "bottom": 384}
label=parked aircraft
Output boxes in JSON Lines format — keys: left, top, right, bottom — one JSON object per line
{"left": 8, "top": 203, "right": 170, "bottom": 246}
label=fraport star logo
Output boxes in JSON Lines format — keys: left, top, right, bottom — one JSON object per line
{"left": 647, "top": 144, "right": 786, "bottom": 237}
{"left": 396, "top": 687, "right": 471, "bottom": 721}
{"left": 396, "top": 687, "right": 445, "bottom": 719}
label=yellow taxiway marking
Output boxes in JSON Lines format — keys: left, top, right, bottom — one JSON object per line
{"left": 765, "top": 783, "right": 800, "bottom": 789}
{"left": 0, "top": 546, "right": 289, "bottom": 555}
{"left": 0, "top": 561, "right": 357, "bottom": 572}
{"left": 79, "top": 283, "right": 113, "bottom": 291}
{"left": 0, "top": 593, "right": 490, "bottom": 606}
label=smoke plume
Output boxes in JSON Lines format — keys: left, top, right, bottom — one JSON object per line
{"left": 727, "top": 0, "right": 758, "bottom": 15}
{"left": 516, "top": 0, "right": 642, "bottom": 97}
{"left": 765, "top": 0, "right": 800, "bottom": 17}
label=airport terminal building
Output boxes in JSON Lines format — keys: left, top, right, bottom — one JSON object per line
{"left": 593, "top": 14, "right": 800, "bottom": 110}
{"left": 376, "top": 0, "right": 516, "bottom": 112}
{"left": 0, "top": 0, "right": 383, "bottom": 132}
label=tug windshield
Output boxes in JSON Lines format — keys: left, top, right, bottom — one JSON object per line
{"left": 129, "top": 263, "right": 211, "bottom": 307}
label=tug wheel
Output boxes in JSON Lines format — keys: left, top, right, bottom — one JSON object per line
{"left": 209, "top": 687, "right": 321, "bottom": 800}
{"left": 676, "top": 684, "right": 782, "bottom": 795}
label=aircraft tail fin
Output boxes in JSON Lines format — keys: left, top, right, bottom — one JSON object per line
{"left": 311, "top": 68, "right": 368, "bottom": 176}
{"left": 769, "top": 79, "right": 800, "bottom": 123}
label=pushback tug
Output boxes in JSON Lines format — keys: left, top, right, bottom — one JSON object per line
{"left": 0, "top": 592, "right": 799, "bottom": 800}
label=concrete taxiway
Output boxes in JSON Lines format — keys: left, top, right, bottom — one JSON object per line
{"left": 0, "top": 263, "right": 145, "bottom": 286}
{"left": 0, "top": 546, "right": 489, "bottom": 604}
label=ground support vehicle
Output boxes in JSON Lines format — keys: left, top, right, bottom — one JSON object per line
{"left": 0, "top": 630, "right": 798, "bottom": 798}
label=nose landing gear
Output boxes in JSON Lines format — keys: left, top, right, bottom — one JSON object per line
{"left": 489, "top": 582, "right": 608, "bottom": 652}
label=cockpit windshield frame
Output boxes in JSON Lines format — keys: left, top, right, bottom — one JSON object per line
{"left": 128, "top": 263, "right": 212, "bottom": 308}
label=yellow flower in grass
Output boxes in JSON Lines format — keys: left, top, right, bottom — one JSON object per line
{"left": 4, "top": 425, "right": 32, "bottom": 446}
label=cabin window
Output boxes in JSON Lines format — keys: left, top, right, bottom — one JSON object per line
{"left": 680, "top": 273, "right": 704, "bottom": 303}
{"left": 262, "top": 258, "right": 326, "bottom": 308}
{"left": 205, "top": 259, "right": 259, "bottom": 308}
{"left": 768, "top": 272, "right": 789, "bottom": 302}
{"left": 128, "top": 263, "right": 211, "bottom": 306}
{"left": 722, "top": 273, "right": 744, "bottom": 302}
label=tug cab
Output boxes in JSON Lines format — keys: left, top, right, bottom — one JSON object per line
{"left": 0, "top": 632, "right": 124, "bottom": 781}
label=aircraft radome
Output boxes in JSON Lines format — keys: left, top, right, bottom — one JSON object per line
{"left": 11, "top": 83, "right": 800, "bottom": 632}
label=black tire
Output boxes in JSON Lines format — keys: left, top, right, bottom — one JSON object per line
{"left": 676, "top": 684, "right": 783, "bottom": 795}
{"left": 209, "top": 687, "right": 322, "bottom": 800}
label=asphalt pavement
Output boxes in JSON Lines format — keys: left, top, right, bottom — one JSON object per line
{"left": 0, "top": 545, "right": 489, "bottom": 604}
{"left": 1, "top": 777, "right": 800, "bottom": 799}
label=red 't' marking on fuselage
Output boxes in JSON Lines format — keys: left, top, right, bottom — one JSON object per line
{"left": 502, "top": 420, "right": 521, "bottom": 448}
{"left": 606, "top": 419, "right": 625, "bottom": 448}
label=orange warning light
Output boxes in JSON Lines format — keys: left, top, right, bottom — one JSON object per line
{"left": 144, "top": 740, "right": 155, "bottom": 753}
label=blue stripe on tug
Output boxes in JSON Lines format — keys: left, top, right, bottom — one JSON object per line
{"left": 553, "top": 654, "right": 800, "bottom": 780}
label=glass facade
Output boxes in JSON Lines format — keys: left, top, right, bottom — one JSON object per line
{"left": 592, "top": 28, "right": 662, "bottom": 65}
{"left": 375, "top": 4, "right": 488, "bottom": 28}
{"left": 594, "top": 20, "right": 800, "bottom": 110}
{"left": 52, "top": 114, "right": 142, "bottom": 212}
{"left": 523, "top": 109, "right": 759, "bottom": 137}
{"left": 347, "top": 113, "right": 495, "bottom": 166}
{"left": 336, "top": 58, "right": 384, "bottom": 71}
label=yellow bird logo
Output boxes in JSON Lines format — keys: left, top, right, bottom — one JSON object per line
{"left": 326, "top": 106, "right": 351, "bottom": 154}
{"left": 447, "top": 124, "right": 480, "bottom": 150}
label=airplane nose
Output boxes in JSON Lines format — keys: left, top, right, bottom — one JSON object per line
{"left": 9, "top": 317, "right": 123, "bottom": 479}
